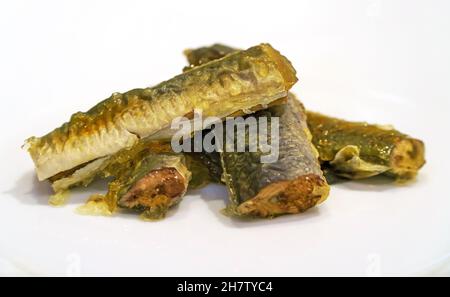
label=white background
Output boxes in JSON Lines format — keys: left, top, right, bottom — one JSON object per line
{"left": 0, "top": 0, "right": 449, "bottom": 276}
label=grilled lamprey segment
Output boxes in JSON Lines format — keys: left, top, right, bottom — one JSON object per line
{"left": 306, "top": 112, "right": 426, "bottom": 180}
{"left": 183, "top": 44, "right": 427, "bottom": 181}
{"left": 79, "top": 153, "right": 190, "bottom": 220}
{"left": 25, "top": 43, "right": 297, "bottom": 182}
{"left": 221, "top": 96, "right": 329, "bottom": 218}
{"left": 184, "top": 44, "right": 329, "bottom": 215}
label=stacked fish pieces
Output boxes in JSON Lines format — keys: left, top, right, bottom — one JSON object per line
{"left": 184, "top": 45, "right": 425, "bottom": 182}
{"left": 24, "top": 43, "right": 425, "bottom": 220}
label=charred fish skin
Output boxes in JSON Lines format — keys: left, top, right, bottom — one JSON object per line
{"left": 221, "top": 96, "right": 330, "bottom": 218}
{"left": 306, "top": 112, "right": 426, "bottom": 181}
{"left": 26, "top": 44, "right": 298, "bottom": 182}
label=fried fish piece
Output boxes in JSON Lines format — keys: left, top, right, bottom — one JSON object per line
{"left": 221, "top": 95, "right": 329, "bottom": 218}
{"left": 78, "top": 152, "right": 190, "bottom": 220}
{"left": 183, "top": 45, "right": 329, "bottom": 217}
{"left": 25, "top": 43, "right": 297, "bottom": 183}
{"left": 76, "top": 137, "right": 220, "bottom": 218}
{"left": 49, "top": 135, "right": 219, "bottom": 206}
{"left": 184, "top": 44, "right": 426, "bottom": 182}
{"left": 306, "top": 112, "right": 426, "bottom": 181}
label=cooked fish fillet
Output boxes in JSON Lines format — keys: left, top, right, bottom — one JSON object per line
{"left": 184, "top": 44, "right": 426, "bottom": 182}
{"left": 25, "top": 43, "right": 297, "bottom": 181}
{"left": 306, "top": 112, "right": 426, "bottom": 181}
{"left": 78, "top": 153, "right": 190, "bottom": 220}
{"left": 221, "top": 95, "right": 330, "bottom": 218}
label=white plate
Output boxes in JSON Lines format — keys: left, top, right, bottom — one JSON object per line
{"left": 0, "top": 0, "right": 449, "bottom": 276}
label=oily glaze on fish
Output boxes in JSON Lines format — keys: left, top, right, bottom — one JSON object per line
{"left": 76, "top": 138, "right": 221, "bottom": 218}
{"left": 306, "top": 112, "right": 426, "bottom": 181}
{"left": 183, "top": 45, "right": 329, "bottom": 217}
{"left": 184, "top": 44, "right": 426, "bottom": 182}
{"left": 25, "top": 44, "right": 297, "bottom": 182}
{"left": 49, "top": 139, "right": 173, "bottom": 195}
{"left": 221, "top": 96, "right": 329, "bottom": 218}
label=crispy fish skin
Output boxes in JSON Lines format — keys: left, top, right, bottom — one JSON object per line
{"left": 221, "top": 95, "right": 329, "bottom": 218}
{"left": 306, "top": 112, "right": 426, "bottom": 180}
{"left": 26, "top": 43, "right": 297, "bottom": 181}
